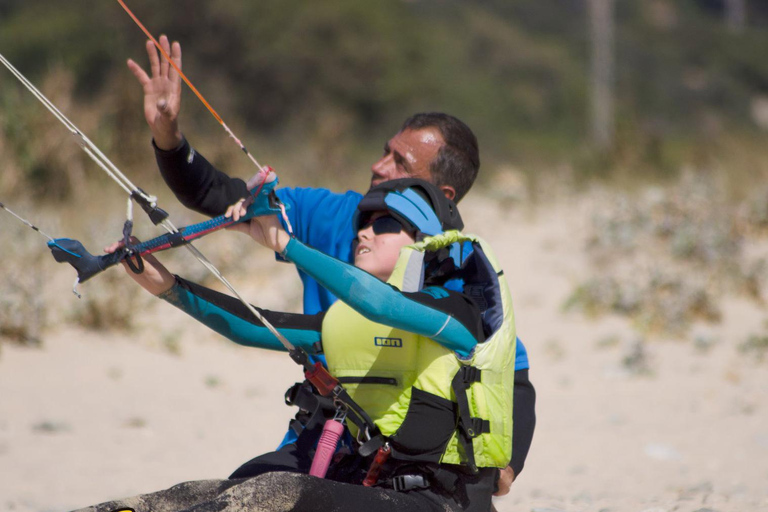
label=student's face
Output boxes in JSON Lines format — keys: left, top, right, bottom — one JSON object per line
{"left": 354, "top": 212, "right": 416, "bottom": 282}
{"left": 371, "top": 127, "right": 443, "bottom": 187}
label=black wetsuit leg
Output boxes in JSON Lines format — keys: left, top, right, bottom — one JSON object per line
{"left": 228, "top": 443, "right": 312, "bottom": 480}
{"left": 77, "top": 473, "right": 470, "bottom": 512}
{"left": 191, "top": 472, "right": 471, "bottom": 512}
{"left": 510, "top": 368, "right": 536, "bottom": 476}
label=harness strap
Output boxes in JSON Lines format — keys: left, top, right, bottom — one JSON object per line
{"left": 430, "top": 467, "right": 461, "bottom": 494}
{"left": 288, "top": 351, "right": 382, "bottom": 452}
{"left": 283, "top": 383, "right": 339, "bottom": 457}
{"left": 451, "top": 365, "right": 490, "bottom": 474}
{"left": 285, "top": 381, "right": 321, "bottom": 412}
{"left": 333, "top": 385, "right": 381, "bottom": 446}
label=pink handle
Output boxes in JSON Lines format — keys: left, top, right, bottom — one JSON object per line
{"left": 309, "top": 419, "right": 345, "bottom": 478}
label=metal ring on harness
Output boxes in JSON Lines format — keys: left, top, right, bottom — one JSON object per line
{"left": 357, "top": 424, "right": 373, "bottom": 444}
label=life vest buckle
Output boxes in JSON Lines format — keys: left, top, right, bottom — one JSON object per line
{"left": 459, "top": 365, "right": 482, "bottom": 384}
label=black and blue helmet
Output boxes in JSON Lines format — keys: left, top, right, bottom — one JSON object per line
{"left": 354, "top": 178, "right": 463, "bottom": 239}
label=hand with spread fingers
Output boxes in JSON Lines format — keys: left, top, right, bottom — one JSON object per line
{"left": 127, "top": 34, "right": 183, "bottom": 151}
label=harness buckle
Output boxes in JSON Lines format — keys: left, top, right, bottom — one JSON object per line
{"left": 392, "top": 474, "right": 429, "bottom": 492}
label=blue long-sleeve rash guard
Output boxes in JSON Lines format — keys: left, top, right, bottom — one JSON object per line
{"left": 274, "top": 186, "right": 362, "bottom": 315}
{"left": 159, "top": 237, "right": 485, "bottom": 358}
{"left": 159, "top": 277, "right": 324, "bottom": 353}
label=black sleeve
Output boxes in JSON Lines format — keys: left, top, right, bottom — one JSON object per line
{"left": 153, "top": 137, "right": 249, "bottom": 217}
{"left": 402, "top": 288, "right": 486, "bottom": 344}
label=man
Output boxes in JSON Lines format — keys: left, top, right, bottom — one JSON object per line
{"left": 127, "top": 35, "right": 535, "bottom": 494}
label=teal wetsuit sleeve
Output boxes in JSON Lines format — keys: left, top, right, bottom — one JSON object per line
{"left": 159, "top": 276, "right": 323, "bottom": 353}
{"left": 282, "top": 238, "right": 481, "bottom": 358}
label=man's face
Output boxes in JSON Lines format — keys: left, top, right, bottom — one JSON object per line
{"left": 370, "top": 127, "right": 444, "bottom": 187}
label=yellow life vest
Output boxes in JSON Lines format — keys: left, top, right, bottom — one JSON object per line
{"left": 321, "top": 231, "right": 516, "bottom": 470}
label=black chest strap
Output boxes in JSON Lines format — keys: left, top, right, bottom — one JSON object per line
{"left": 451, "top": 365, "right": 491, "bottom": 473}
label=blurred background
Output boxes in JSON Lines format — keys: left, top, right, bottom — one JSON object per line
{"left": 2, "top": 0, "right": 768, "bottom": 196}
{"left": 4, "top": 0, "right": 768, "bottom": 343}
{"left": 2, "top": 2, "right": 768, "bottom": 511}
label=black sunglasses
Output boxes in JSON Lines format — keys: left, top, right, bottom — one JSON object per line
{"left": 360, "top": 214, "right": 410, "bottom": 235}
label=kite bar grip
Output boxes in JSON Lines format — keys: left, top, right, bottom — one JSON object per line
{"left": 46, "top": 175, "right": 287, "bottom": 290}
{"left": 48, "top": 238, "right": 127, "bottom": 283}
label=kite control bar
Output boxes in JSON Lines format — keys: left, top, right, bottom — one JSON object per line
{"left": 48, "top": 175, "right": 286, "bottom": 284}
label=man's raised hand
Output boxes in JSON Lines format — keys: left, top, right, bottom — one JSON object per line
{"left": 127, "top": 35, "right": 183, "bottom": 150}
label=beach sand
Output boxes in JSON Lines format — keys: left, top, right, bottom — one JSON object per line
{"left": 2, "top": 190, "right": 767, "bottom": 512}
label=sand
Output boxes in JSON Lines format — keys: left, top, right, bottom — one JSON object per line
{"left": 1, "top": 191, "right": 767, "bottom": 512}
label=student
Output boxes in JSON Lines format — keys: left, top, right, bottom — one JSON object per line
{"left": 85, "top": 178, "right": 515, "bottom": 512}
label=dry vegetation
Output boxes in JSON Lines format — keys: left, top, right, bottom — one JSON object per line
{"left": 0, "top": 220, "right": 48, "bottom": 345}
{"left": 564, "top": 171, "right": 768, "bottom": 341}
